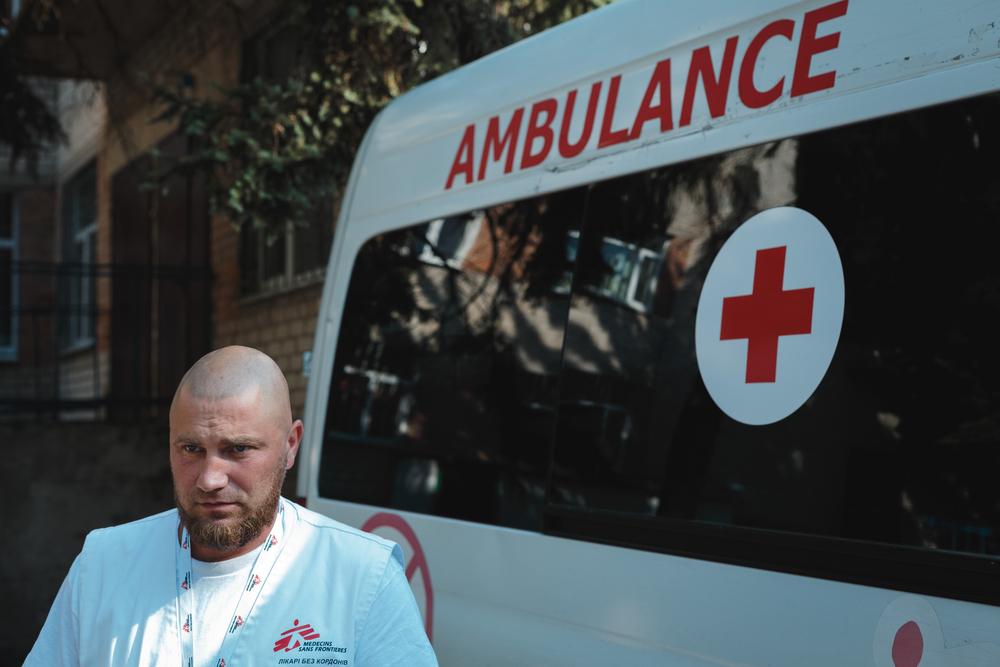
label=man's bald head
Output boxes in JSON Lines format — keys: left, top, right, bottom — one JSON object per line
{"left": 170, "top": 346, "right": 304, "bottom": 560}
{"left": 172, "top": 346, "right": 292, "bottom": 427}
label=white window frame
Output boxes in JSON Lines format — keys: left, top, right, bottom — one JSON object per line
{"left": 626, "top": 245, "right": 663, "bottom": 312}
{"left": 61, "top": 164, "right": 97, "bottom": 350}
{"left": 561, "top": 230, "right": 663, "bottom": 313}
{"left": 0, "top": 192, "right": 18, "bottom": 361}
{"left": 253, "top": 220, "right": 327, "bottom": 296}
{"left": 68, "top": 218, "right": 96, "bottom": 346}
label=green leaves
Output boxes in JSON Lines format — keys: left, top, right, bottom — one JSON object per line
{"left": 147, "top": 0, "right": 607, "bottom": 238}
{"left": 0, "top": 45, "right": 66, "bottom": 173}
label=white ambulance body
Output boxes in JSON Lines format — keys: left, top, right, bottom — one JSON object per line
{"left": 300, "top": 0, "right": 1000, "bottom": 664}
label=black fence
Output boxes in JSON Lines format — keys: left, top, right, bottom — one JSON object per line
{"left": 0, "top": 260, "right": 211, "bottom": 420}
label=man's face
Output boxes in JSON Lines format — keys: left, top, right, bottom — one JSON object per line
{"left": 169, "top": 386, "right": 299, "bottom": 556}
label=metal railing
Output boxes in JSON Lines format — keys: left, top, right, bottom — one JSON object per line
{"left": 0, "top": 260, "right": 211, "bottom": 419}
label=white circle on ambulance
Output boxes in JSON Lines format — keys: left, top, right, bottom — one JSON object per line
{"left": 695, "top": 206, "right": 844, "bottom": 425}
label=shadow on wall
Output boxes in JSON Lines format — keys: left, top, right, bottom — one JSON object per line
{"left": 0, "top": 422, "right": 174, "bottom": 663}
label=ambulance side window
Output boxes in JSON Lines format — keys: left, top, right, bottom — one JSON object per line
{"left": 319, "top": 188, "right": 586, "bottom": 530}
{"left": 548, "top": 93, "right": 1000, "bottom": 577}
{"left": 550, "top": 145, "right": 789, "bottom": 517}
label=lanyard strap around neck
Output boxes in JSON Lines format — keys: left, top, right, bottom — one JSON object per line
{"left": 175, "top": 498, "right": 291, "bottom": 667}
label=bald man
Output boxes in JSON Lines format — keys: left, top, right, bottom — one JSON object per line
{"left": 25, "top": 346, "right": 437, "bottom": 667}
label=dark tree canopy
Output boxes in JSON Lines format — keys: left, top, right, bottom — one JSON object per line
{"left": 0, "top": 2, "right": 66, "bottom": 175}
{"left": 149, "top": 0, "right": 607, "bottom": 238}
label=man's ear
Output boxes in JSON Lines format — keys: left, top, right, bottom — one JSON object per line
{"left": 285, "top": 419, "right": 304, "bottom": 470}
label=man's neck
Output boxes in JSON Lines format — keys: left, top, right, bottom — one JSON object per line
{"left": 182, "top": 513, "right": 279, "bottom": 563}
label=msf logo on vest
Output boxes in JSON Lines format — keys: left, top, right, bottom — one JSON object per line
{"left": 273, "top": 619, "right": 321, "bottom": 652}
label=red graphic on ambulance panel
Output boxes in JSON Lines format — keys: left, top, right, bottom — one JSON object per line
{"left": 891, "top": 621, "right": 923, "bottom": 667}
{"left": 362, "top": 512, "right": 434, "bottom": 642}
{"left": 873, "top": 595, "right": 1000, "bottom": 666}
{"left": 695, "top": 207, "right": 843, "bottom": 425}
{"left": 719, "top": 245, "right": 815, "bottom": 383}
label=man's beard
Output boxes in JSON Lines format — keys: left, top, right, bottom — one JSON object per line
{"left": 175, "top": 455, "right": 286, "bottom": 553}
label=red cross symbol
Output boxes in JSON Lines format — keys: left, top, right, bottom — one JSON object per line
{"left": 720, "top": 245, "right": 814, "bottom": 383}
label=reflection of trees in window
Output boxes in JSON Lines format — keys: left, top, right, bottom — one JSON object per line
{"left": 551, "top": 140, "right": 799, "bottom": 519}
{"left": 568, "top": 140, "right": 797, "bottom": 323}
{"left": 321, "top": 188, "right": 587, "bottom": 529}
{"left": 549, "top": 93, "right": 1000, "bottom": 559}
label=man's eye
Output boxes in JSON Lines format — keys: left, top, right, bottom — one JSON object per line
{"left": 182, "top": 444, "right": 200, "bottom": 454}
{"left": 233, "top": 445, "right": 250, "bottom": 454}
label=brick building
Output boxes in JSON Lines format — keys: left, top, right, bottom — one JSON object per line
{"left": 1, "top": 78, "right": 107, "bottom": 416}
{"left": 3, "top": 0, "right": 331, "bottom": 418}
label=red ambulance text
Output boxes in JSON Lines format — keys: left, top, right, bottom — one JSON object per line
{"left": 445, "top": 0, "right": 848, "bottom": 190}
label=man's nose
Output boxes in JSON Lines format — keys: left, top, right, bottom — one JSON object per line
{"left": 196, "top": 455, "right": 229, "bottom": 493}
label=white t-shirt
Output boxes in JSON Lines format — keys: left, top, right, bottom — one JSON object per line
{"left": 25, "top": 498, "right": 437, "bottom": 666}
{"left": 189, "top": 549, "right": 257, "bottom": 667}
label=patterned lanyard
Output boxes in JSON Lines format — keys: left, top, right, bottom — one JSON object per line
{"left": 175, "top": 499, "right": 290, "bottom": 667}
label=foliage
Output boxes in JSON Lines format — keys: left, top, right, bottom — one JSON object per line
{"left": 150, "top": 0, "right": 608, "bottom": 239}
{"left": 0, "top": 0, "right": 66, "bottom": 174}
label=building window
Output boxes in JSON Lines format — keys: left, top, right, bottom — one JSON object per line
{"left": 240, "top": 214, "right": 331, "bottom": 296}
{"left": 237, "top": 23, "right": 332, "bottom": 297}
{"left": 0, "top": 192, "right": 17, "bottom": 361}
{"left": 558, "top": 230, "right": 663, "bottom": 311}
{"left": 61, "top": 162, "right": 96, "bottom": 348}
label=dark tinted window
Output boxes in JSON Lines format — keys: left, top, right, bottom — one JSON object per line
{"left": 0, "top": 247, "right": 10, "bottom": 349}
{"left": 550, "top": 93, "right": 1000, "bottom": 558}
{"left": 320, "top": 190, "right": 586, "bottom": 529}
{"left": 0, "top": 192, "right": 11, "bottom": 238}
{"left": 0, "top": 193, "right": 11, "bottom": 351}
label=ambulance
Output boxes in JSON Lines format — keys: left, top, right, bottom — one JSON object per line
{"left": 299, "top": 0, "right": 1000, "bottom": 663}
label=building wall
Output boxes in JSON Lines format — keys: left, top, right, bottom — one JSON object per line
{"left": 0, "top": 83, "right": 59, "bottom": 403}
{"left": 15, "top": 187, "right": 57, "bottom": 364}
{"left": 56, "top": 81, "right": 109, "bottom": 404}
{"left": 95, "top": 0, "right": 324, "bottom": 419}
{"left": 5, "top": 1, "right": 325, "bottom": 420}
{"left": 0, "top": 187, "right": 57, "bottom": 403}
{"left": 57, "top": 81, "right": 105, "bottom": 180}
{"left": 95, "top": 7, "right": 236, "bottom": 411}
{"left": 212, "top": 218, "right": 323, "bottom": 417}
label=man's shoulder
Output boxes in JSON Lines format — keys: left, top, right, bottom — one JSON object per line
{"left": 286, "top": 499, "right": 401, "bottom": 565}
{"left": 82, "top": 507, "right": 177, "bottom": 553}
